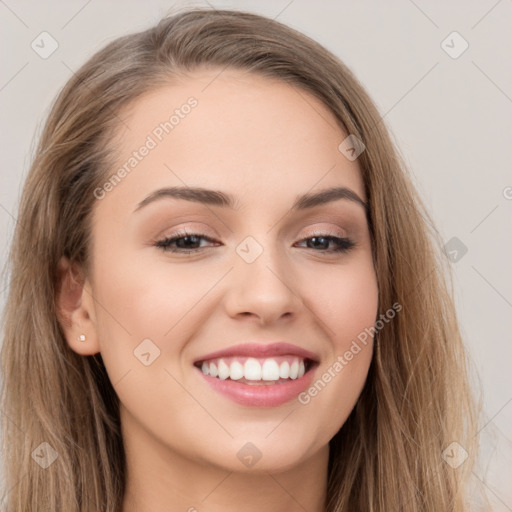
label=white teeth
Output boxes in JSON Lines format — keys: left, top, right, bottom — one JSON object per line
{"left": 279, "top": 361, "right": 290, "bottom": 379}
{"left": 298, "top": 360, "right": 305, "bottom": 378}
{"left": 218, "top": 359, "right": 230, "bottom": 380}
{"left": 261, "top": 359, "right": 280, "bottom": 381}
{"left": 229, "top": 360, "right": 244, "bottom": 380}
{"left": 199, "top": 357, "right": 309, "bottom": 382}
{"left": 289, "top": 360, "right": 299, "bottom": 379}
{"left": 244, "top": 358, "right": 262, "bottom": 380}
{"left": 209, "top": 361, "right": 218, "bottom": 378}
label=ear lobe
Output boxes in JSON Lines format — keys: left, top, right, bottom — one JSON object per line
{"left": 55, "top": 256, "right": 100, "bottom": 356}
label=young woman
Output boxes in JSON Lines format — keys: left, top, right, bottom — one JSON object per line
{"left": 0, "top": 8, "right": 480, "bottom": 511}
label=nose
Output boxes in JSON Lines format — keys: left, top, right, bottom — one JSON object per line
{"left": 223, "top": 240, "right": 303, "bottom": 326}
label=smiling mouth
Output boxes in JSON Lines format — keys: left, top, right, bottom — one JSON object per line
{"left": 194, "top": 356, "right": 316, "bottom": 385}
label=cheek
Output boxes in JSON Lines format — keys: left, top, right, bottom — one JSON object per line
{"left": 308, "top": 256, "right": 379, "bottom": 346}
{"left": 89, "top": 255, "right": 206, "bottom": 431}
{"left": 89, "top": 248, "right": 230, "bottom": 399}
{"left": 297, "top": 257, "right": 378, "bottom": 431}
{"left": 92, "top": 252, "right": 205, "bottom": 342}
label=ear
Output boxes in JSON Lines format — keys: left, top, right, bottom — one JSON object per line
{"left": 55, "top": 256, "right": 100, "bottom": 356}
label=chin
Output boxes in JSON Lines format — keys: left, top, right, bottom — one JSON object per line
{"left": 194, "top": 432, "right": 326, "bottom": 474}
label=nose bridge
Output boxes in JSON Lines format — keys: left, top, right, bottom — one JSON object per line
{"left": 225, "top": 231, "right": 301, "bottom": 321}
{"left": 235, "top": 231, "right": 279, "bottom": 279}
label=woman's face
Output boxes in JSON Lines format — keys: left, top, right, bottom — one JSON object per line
{"left": 82, "top": 69, "right": 378, "bottom": 473}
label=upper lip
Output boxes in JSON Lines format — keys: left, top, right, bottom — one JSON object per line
{"left": 194, "top": 342, "right": 320, "bottom": 364}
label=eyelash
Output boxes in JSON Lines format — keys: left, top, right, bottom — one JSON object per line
{"left": 154, "top": 229, "right": 355, "bottom": 255}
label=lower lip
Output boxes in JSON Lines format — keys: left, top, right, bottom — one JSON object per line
{"left": 197, "top": 367, "right": 316, "bottom": 407}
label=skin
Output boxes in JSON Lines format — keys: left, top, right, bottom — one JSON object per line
{"left": 57, "top": 69, "right": 379, "bottom": 512}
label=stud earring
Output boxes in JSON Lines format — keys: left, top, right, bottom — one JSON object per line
{"left": 77, "top": 334, "right": 86, "bottom": 342}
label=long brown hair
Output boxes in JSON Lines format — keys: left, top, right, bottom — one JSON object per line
{"left": 1, "top": 7, "right": 481, "bottom": 511}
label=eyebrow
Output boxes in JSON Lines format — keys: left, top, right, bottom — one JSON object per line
{"left": 133, "top": 185, "right": 368, "bottom": 213}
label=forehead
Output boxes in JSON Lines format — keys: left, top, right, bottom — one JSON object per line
{"left": 96, "top": 69, "right": 365, "bottom": 216}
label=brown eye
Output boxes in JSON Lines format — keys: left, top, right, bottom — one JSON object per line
{"left": 155, "top": 231, "right": 219, "bottom": 254}
{"left": 155, "top": 230, "right": 355, "bottom": 256}
{"left": 295, "top": 232, "right": 355, "bottom": 253}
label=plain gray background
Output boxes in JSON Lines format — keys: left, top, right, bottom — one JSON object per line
{"left": 1, "top": 0, "right": 511, "bottom": 509}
